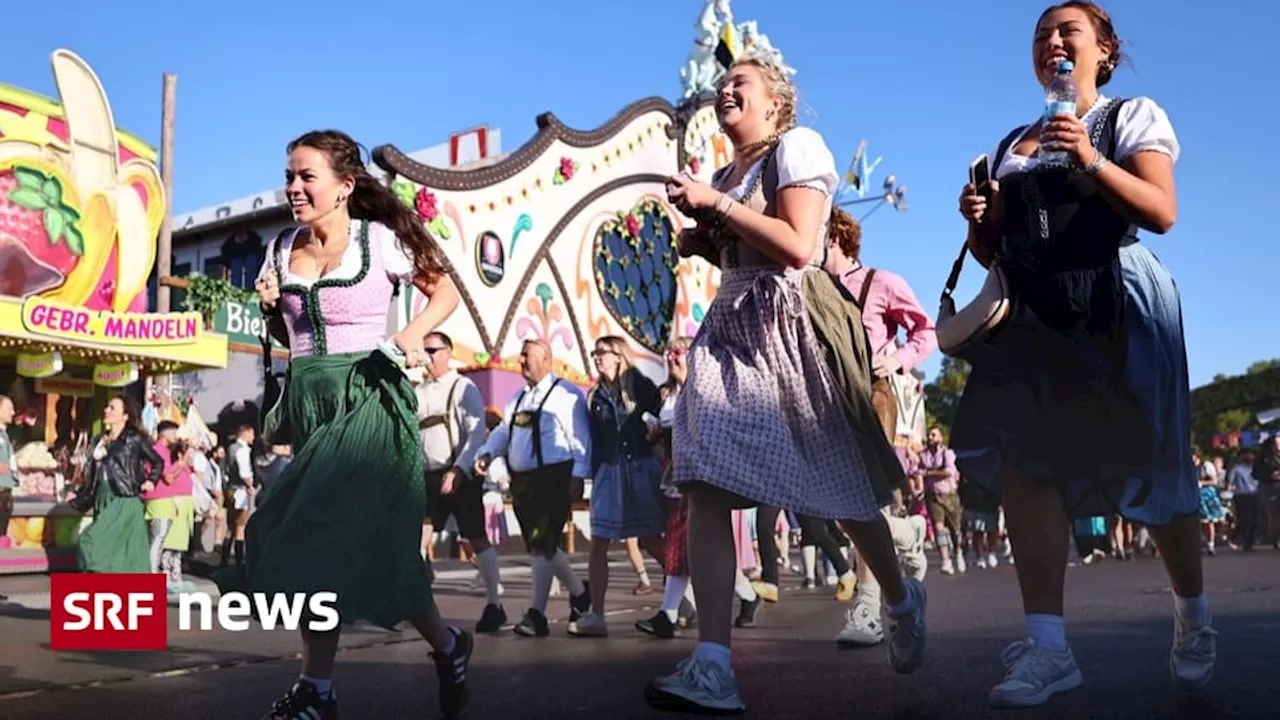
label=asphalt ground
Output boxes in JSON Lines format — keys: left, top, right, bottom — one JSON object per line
{"left": 0, "top": 547, "right": 1275, "bottom": 719}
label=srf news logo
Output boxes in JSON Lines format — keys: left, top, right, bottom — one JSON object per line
{"left": 50, "top": 574, "right": 339, "bottom": 651}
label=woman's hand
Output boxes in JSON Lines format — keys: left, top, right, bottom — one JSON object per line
{"left": 666, "top": 174, "right": 720, "bottom": 215}
{"left": 1041, "top": 113, "right": 1098, "bottom": 168}
{"left": 256, "top": 270, "right": 281, "bottom": 311}
{"left": 958, "top": 180, "right": 1001, "bottom": 225}
{"left": 390, "top": 329, "right": 427, "bottom": 368}
{"left": 140, "top": 481, "right": 155, "bottom": 494}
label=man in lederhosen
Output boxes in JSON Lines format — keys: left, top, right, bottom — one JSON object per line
{"left": 416, "top": 331, "right": 506, "bottom": 633}
{"left": 475, "top": 339, "right": 592, "bottom": 637}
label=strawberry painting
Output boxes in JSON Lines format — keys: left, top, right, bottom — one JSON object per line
{"left": 0, "top": 164, "right": 84, "bottom": 296}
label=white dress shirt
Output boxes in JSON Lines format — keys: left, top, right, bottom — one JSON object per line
{"left": 415, "top": 369, "right": 487, "bottom": 473}
{"left": 480, "top": 373, "right": 591, "bottom": 478}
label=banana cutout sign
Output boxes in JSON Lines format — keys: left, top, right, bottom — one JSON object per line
{"left": 0, "top": 50, "right": 166, "bottom": 313}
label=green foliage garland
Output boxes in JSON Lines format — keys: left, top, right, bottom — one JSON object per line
{"left": 181, "top": 274, "right": 256, "bottom": 324}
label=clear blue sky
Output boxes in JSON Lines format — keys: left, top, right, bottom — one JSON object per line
{"left": 7, "top": 0, "right": 1272, "bottom": 388}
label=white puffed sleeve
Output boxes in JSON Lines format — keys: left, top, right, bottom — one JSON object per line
{"left": 1113, "top": 96, "right": 1180, "bottom": 164}
{"left": 773, "top": 127, "right": 839, "bottom": 196}
{"left": 376, "top": 222, "right": 418, "bottom": 284}
{"left": 258, "top": 228, "right": 294, "bottom": 283}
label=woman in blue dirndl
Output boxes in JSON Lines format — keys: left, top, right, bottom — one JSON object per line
{"left": 953, "top": 1, "right": 1215, "bottom": 709}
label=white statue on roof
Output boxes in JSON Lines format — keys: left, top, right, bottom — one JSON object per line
{"left": 679, "top": 0, "right": 794, "bottom": 101}
{"left": 680, "top": 0, "right": 724, "bottom": 100}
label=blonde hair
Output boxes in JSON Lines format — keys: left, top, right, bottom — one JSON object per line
{"left": 590, "top": 336, "right": 637, "bottom": 413}
{"left": 723, "top": 56, "right": 797, "bottom": 134}
{"left": 660, "top": 336, "right": 694, "bottom": 399}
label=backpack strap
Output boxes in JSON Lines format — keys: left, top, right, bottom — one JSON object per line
{"left": 856, "top": 268, "right": 877, "bottom": 310}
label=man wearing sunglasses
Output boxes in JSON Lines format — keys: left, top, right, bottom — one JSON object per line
{"left": 415, "top": 332, "right": 506, "bottom": 633}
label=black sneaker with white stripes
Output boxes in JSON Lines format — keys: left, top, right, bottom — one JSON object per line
{"left": 431, "top": 627, "right": 473, "bottom": 718}
{"left": 262, "top": 679, "right": 337, "bottom": 720}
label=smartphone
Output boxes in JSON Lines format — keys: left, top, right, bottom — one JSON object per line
{"left": 969, "top": 154, "right": 991, "bottom": 196}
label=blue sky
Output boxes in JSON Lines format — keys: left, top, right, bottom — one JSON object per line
{"left": 6, "top": 0, "right": 1272, "bottom": 388}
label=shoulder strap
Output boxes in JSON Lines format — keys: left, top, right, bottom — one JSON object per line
{"left": 444, "top": 377, "right": 462, "bottom": 462}
{"left": 857, "top": 268, "right": 877, "bottom": 310}
{"left": 941, "top": 124, "right": 1028, "bottom": 299}
{"left": 535, "top": 379, "right": 562, "bottom": 412}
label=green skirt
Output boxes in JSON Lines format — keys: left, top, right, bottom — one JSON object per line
{"left": 78, "top": 479, "right": 150, "bottom": 574}
{"left": 213, "top": 350, "right": 433, "bottom": 630}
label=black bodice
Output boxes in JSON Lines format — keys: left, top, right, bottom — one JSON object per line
{"left": 997, "top": 98, "right": 1133, "bottom": 366}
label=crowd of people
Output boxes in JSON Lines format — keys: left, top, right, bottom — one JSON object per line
{"left": 60, "top": 398, "right": 293, "bottom": 588}
{"left": 50, "top": 1, "right": 1275, "bottom": 717}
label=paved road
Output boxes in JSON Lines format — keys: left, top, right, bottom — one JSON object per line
{"left": 0, "top": 549, "right": 1275, "bottom": 718}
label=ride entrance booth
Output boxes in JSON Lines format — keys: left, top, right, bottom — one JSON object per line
{"left": 0, "top": 50, "right": 228, "bottom": 573}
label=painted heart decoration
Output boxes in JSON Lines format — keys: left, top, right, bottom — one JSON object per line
{"left": 593, "top": 198, "right": 678, "bottom": 353}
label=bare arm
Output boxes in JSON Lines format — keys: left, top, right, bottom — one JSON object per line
{"left": 1092, "top": 151, "right": 1177, "bottom": 234}
{"left": 400, "top": 272, "right": 461, "bottom": 343}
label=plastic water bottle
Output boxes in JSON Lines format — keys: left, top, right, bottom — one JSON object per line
{"left": 1039, "top": 60, "right": 1076, "bottom": 166}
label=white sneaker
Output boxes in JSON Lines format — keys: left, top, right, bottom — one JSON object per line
{"left": 645, "top": 656, "right": 746, "bottom": 714}
{"left": 836, "top": 600, "right": 884, "bottom": 648}
{"left": 955, "top": 554, "right": 968, "bottom": 574}
{"left": 989, "top": 639, "right": 1083, "bottom": 708}
{"left": 887, "top": 577, "right": 926, "bottom": 673}
{"left": 976, "top": 556, "right": 989, "bottom": 569}
{"left": 940, "top": 559, "right": 955, "bottom": 575}
{"left": 986, "top": 552, "right": 999, "bottom": 568}
{"left": 1170, "top": 616, "right": 1217, "bottom": 690}
{"left": 567, "top": 611, "right": 608, "bottom": 637}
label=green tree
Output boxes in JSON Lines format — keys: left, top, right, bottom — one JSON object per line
{"left": 1247, "top": 358, "right": 1280, "bottom": 375}
{"left": 923, "top": 357, "right": 971, "bottom": 437}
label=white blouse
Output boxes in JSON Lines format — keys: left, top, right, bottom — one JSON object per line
{"left": 717, "top": 126, "right": 839, "bottom": 200}
{"left": 258, "top": 219, "right": 417, "bottom": 288}
{"left": 993, "top": 95, "right": 1180, "bottom": 180}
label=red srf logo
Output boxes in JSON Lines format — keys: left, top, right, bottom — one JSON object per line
{"left": 50, "top": 574, "right": 167, "bottom": 650}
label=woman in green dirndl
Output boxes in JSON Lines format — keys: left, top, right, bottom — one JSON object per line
{"left": 213, "top": 130, "right": 468, "bottom": 720}
{"left": 69, "top": 395, "right": 162, "bottom": 574}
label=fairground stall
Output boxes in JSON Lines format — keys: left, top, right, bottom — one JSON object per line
{"left": 0, "top": 50, "right": 228, "bottom": 573}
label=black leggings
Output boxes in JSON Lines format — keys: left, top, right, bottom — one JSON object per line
{"left": 797, "top": 514, "right": 851, "bottom": 576}
{"left": 755, "top": 506, "right": 852, "bottom": 584}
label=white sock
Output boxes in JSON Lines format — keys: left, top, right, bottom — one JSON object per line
{"left": 638, "top": 570, "right": 651, "bottom": 586}
{"left": 475, "top": 548, "right": 502, "bottom": 606}
{"left": 839, "top": 546, "right": 850, "bottom": 561}
{"left": 693, "top": 641, "right": 732, "bottom": 670}
{"left": 662, "top": 575, "right": 688, "bottom": 619}
{"left": 1174, "top": 593, "right": 1210, "bottom": 628}
{"left": 1026, "top": 613, "right": 1068, "bottom": 651}
{"left": 734, "top": 575, "right": 757, "bottom": 602}
{"left": 801, "top": 546, "right": 817, "bottom": 580}
{"left": 301, "top": 675, "right": 333, "bottom": 699}
{"left": 550, "top": 549, "right": 586, "bottom": 596}
{"left": 530, "top": 556, "right": 553, "bottom": 613}
{"left": 683, "top": 579, "right": 697, "bottom": 608}
{"left": 441, "top": 625, "right": 459, "bottom": 655}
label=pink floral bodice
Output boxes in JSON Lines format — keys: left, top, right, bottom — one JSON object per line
{"left": 275, "top": 221, "right": 396, "bottom": 357}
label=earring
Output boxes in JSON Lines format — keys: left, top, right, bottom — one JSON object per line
{"left": 335, "top": 194, "right": 345, "bottom": 208}
{"left": 765, "top": 109, "right": 775, "bottom": 121}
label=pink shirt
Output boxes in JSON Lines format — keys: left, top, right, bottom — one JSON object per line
{"left": 838, "top": 265, "right": 937, "bottom": 373}
{"left": 141, "top": 441, "right": 192, "bottom": 500}
{"left": 919, "top": 444, "right": 959, "bottom": 495}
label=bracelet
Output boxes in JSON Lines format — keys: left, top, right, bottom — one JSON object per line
{"left": 1084, "top": 152, "right": 1111, "bottom": 175}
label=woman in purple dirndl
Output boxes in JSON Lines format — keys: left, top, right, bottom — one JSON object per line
{"left": 642, "top": 56, "right": 928, "bottom": 716}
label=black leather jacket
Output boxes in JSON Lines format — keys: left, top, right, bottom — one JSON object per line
{"left": 71, "top": 429, "right": 164, "bottom": 512}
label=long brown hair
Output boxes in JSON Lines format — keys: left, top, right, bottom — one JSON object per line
{"left": 113, "top": 394, "right": 149, "bottom": 439}
{"left": 589, "top": 336, "right": 637, "bottom": 414}
{"left": 287, "top": 130, "right": 448, "bottom": 287}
